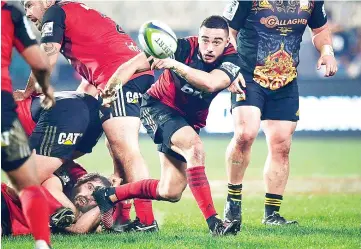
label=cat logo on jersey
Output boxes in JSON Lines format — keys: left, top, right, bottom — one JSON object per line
{"left": 126, "top": 92, "right": 142, "bottom": 104}
{"left": 58, "top": 133, "right": 83, "bottom": 145}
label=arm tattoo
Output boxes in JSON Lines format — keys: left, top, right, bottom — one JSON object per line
{"left": 42, "top": 43, "right": 58, "bottom": 56}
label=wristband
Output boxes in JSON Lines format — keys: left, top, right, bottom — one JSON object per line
{"left": 320, "top": 45, "right": 334, "bottom": 57}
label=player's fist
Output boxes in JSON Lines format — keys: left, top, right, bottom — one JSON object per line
{"left": 13, "top": 90, "right": 27, "bottom": 101}
{"left": 150, "top": 58, "right": 177, "bottom": 70}
{"left": 227, "top": 73, "right": 246, "bottom": 94}
{"left": 317, "top": 55, "right": 338, "bottom": 77}
{"left": 40, "top": 86, "right": 55, "bottom": 109}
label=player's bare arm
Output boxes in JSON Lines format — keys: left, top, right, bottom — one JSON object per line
{"left": 312, "top": 23, "right": 337, "bottom": 77}
{"left": 24, "top": 42, "right": 60, "bottom": 92}
{"left": 151, "top": 58, "right": 232, "bottom": 93}
{"left": 64, "top": 207, "right": 101, "bottom": 234}
{"left": 101, "top": 52, "right": 151, "bottom": 103}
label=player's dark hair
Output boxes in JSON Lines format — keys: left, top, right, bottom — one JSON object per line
{"left": 72, "top": 173, "right": 111, "bottom": 198}
{"left": 200, "top": 15, "right": 229, "bottom": 34}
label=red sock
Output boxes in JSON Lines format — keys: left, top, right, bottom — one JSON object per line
{"left": 113, "top": 200, "right": 132, "bottom": 224}
{"left": 115, "top": 179, "right": 159, "bottom": 201}
{"left": 134, "top": 199, "right": 155, "bottom": 225}
{"left": 186, "top": 166, "right": 217, "bottom": 220}
{"left": 40, "top": 187, "right": 63, "bottom": 214}
{"left": 19, "top": 186, "right": 51, "bottom": 245}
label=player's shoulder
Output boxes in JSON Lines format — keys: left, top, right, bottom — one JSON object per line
{"left": 43, "top": 2, "right": 67, "bottom": 21}
{"left": 2, "top": 1, "right": 25, "bottom": 22}
{"left": 223, "top": 43, "right": 237, "bottom": 56}
{"left": 178, "top": 36, "right": 199, "bottom": 49}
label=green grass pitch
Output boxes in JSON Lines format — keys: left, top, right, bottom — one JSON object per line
{"left": 2, "top": 136, "right": 360, "bottom": 248}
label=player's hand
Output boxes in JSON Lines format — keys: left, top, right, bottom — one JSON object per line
{"left": 40, "top": 86, "right": 55, "bottom": 109}
{"left": 317, "top": 55, "right": 338, "bottom": 77}
{"left": 109, "top": 174, "right": 123, "bottom": 187}
{"left": 228, "top": 73, "right": 246, "bottom": 94}
{"left": 13, "top": 90, "right": 27, "bottom": 101}
{"left": 150, "top": 58, "right": 177, "bottom": 70}
{"left": 99, "top": 85, "right": 120, "bottom": 107}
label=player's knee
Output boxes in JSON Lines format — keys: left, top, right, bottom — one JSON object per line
{"left": 160, "top": 189, "right": 183, "bottom": 203}
{"left": 186, "top": 138, "right": 205, "bottom": 163}
{"left": 233, "top": 126, "right": 258, "bottom": 150}
{"left": 269, "top": 135, "right": 292, "bottom": 160}
{"left": 158, "top": 181, "right": 186, "bottom": 202}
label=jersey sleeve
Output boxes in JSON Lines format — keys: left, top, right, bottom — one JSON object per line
{"left": 223, "top": 0, "right": 252, "bottom": 31}
{"left": 216, "top": 54, "right": 241, "bottom": 85}
{"left": 173, "top": 38, "right": 193, "bottom": 62}
{"left": 308, "top": 1, "right": 327, "bottom": 29}
{"left": 10, "top": 4, "right": 37, "bottom": 53}
{"left": 40, "top": 5, "right": 66, "bottom": 44}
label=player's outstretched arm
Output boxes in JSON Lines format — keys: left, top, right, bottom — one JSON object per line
{"left": 101, "top": 52, "right": 151, "bottom": 101}
{"left": 151, "top": 58, "right": 236, "bottom": 93}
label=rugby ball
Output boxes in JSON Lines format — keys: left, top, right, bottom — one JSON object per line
{"left": 138, "top": 20, "right": 177, "bottom": 59}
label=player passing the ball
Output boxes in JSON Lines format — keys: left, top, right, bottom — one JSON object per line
{"left": 93, "top": 15, "right": 245, "bottom": 236}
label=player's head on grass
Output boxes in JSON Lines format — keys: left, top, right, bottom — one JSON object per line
{"left": 72, "top": 173, "right": 111, "bottom": 213}
{"left": 198, "top": 15, "right": 230, "bottom": 64}
{"left": 23, "top": 0, "right": 55, "bottom": 25}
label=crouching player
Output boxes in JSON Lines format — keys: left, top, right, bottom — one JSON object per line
{"left": 15, "top": 91, "right": 104, "bottom": 187}
{"left": 94, "top": 15, "right": 245, "bottom": 236}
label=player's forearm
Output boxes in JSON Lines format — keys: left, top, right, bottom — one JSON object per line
{"left": 312, "top": 23, "right": 334, "bottom": 56}
{"left": 172, "top": 62, "right": 219, "bottom": 92}
{"left": 25, "top": 43, "right": 59, "bottom": 96}
{"left": 106, "top": 52, "right": 150, "bottom": 90}
{"left": 65, "top": 207, "right": 101, "bottom": 234}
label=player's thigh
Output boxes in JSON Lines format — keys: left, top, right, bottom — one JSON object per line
{"left": 102, "top": 116, "right": 141, "bottom": 150}
{"left": 262, "top": 81, "right": 299, "bottom": 122}
{"left": 34, "top": 155, "right": 64, "bottom": 184}
{"left": 1, "top": 91, "right": 32, "bottom": 173}
{"left": 75, "top": 98, "right": 104, "bottom": 156}
{"left": 169, "top": 125, "right": 203, "bottom": 159}
{"left": 158, "top": 152, "right": 187, "bottom": 197}
{"left": 262, "top": 120, "right": 297, "bottom": 155}
{"left": 231, "top": 82, "right": 263, "bottom": 138}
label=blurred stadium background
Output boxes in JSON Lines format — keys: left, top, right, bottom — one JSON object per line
{"left": 10, "top": 0, "right": 361, "bottom": 136}
{"left": 3, "top": 2, "right": 360, "bottom": 248}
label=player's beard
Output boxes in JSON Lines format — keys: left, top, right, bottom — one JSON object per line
{"left": 34, "top": 20, "right": 42, "bottom": 31}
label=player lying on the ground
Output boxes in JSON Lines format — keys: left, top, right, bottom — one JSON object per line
{"left": 23, "top": 0, "right": 157, "bottom": 230}
{"left": 93, "top": 15, "right": 245, "bottom": 236}
{"left": 2, "top": 161, "right": 128, "bottom": 235}
{"left": 14, "top": 90, "right": 156, "bottom": 233}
